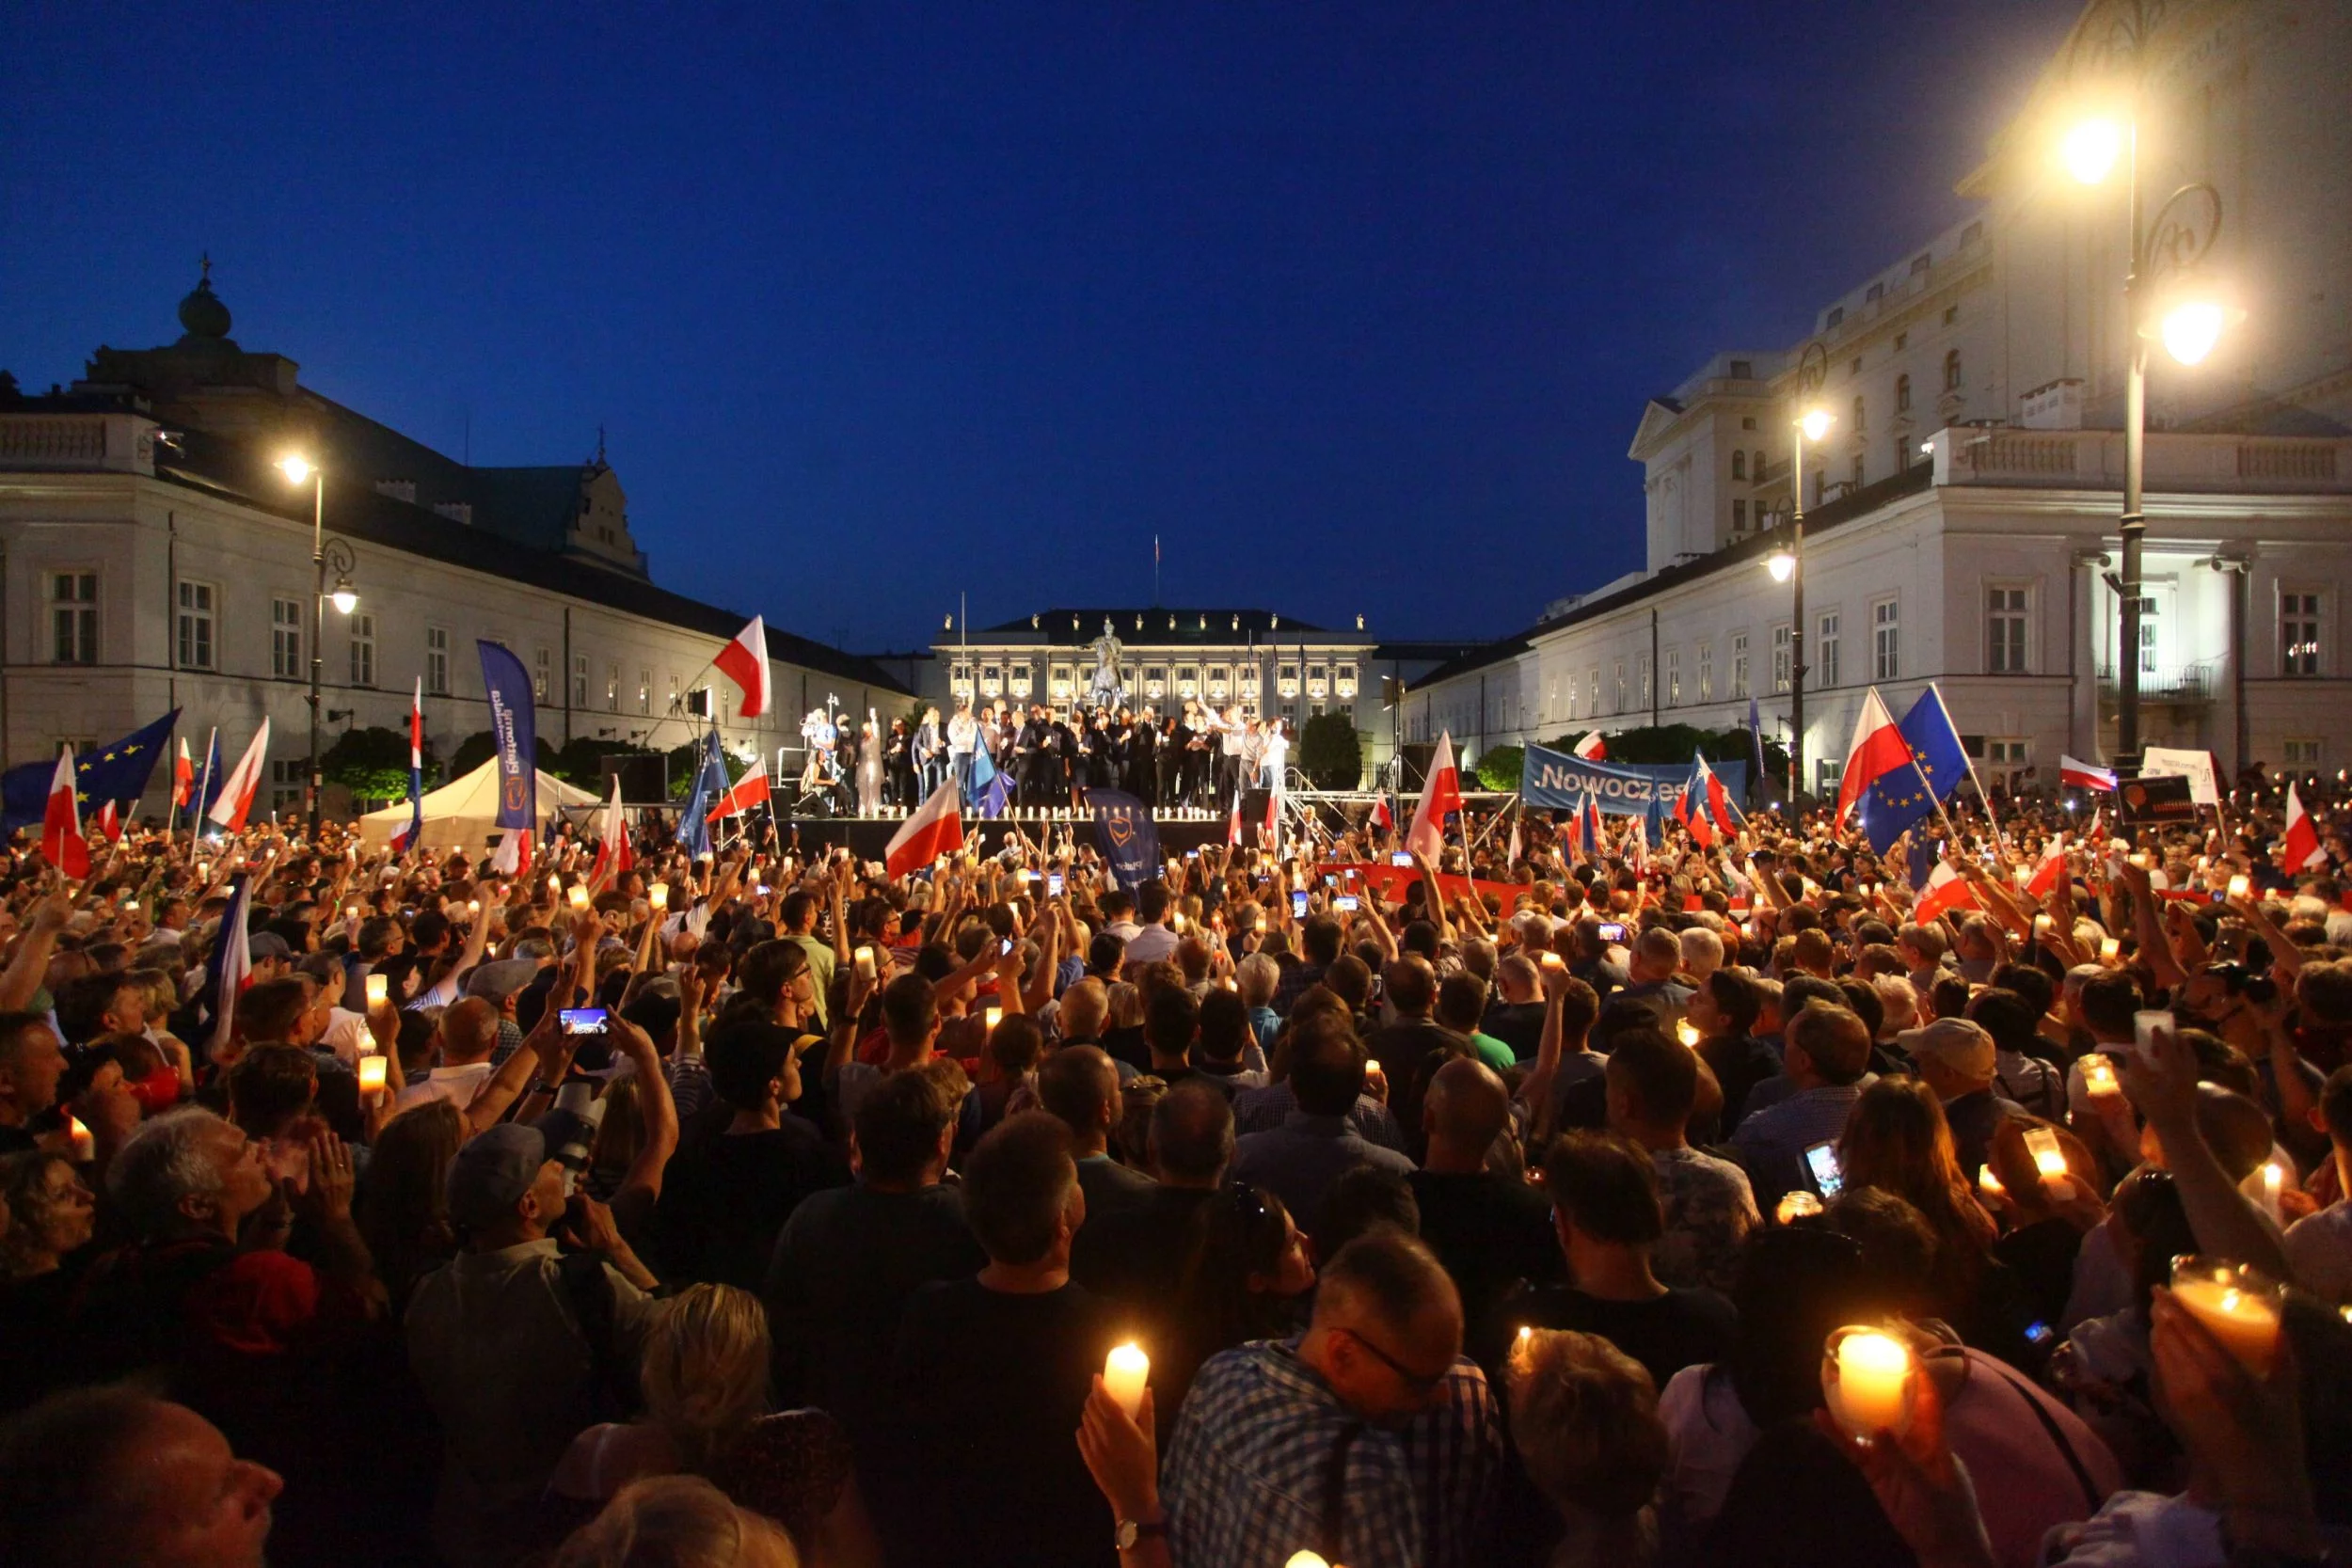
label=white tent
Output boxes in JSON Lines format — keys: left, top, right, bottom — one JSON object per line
{"left": 355, "top": 759, "right": 601, "bottom": 852}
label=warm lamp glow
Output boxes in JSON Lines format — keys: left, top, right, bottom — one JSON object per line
{"left": 2060, "top": 118, "right": 2123, "bottom": 184}
{"left": 1767, "top": 550, "right": 1796, "bottom": 584}
{"left": 2159, "top": 299, "right": 2228, "bottom": 366}
{"left": 1798, "top": 408, "right": 1834, "bottom": 443}
{"left": 277, "top": 454, "right": 315, "bottom": 485}
{"left": 329, "top": 578, "right": 358, "bottom": 614}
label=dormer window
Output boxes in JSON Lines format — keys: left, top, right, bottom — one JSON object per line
{"left": 1729, "top": 359, "right": 1753, "bottom": 379}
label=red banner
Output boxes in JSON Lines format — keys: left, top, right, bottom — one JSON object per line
{"left": 1320, "top": 862, "right": 1525, "bottom": 906}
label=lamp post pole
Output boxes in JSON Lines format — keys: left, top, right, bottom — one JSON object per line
{"left": 1788, "top": 438, "right": 1807, "bottom": 807}
{"left": 307, "top": 468, "right": 325, "bottom": 838}
{"left": 2118, "top": 117, "right": 2147, "bottom": 758}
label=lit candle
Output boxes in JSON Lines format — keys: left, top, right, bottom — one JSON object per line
{"left": 2260, "top": 1160, "right": 2285, "bottom": 1222}
{"left": 1540, "top": 952, "right": 1565, "bottom": 970}
{"left": 67, "top": 1116, "right": 94, "bottom": 1164}
{"left": 1365, "top": 1058, "right": 1382, "bottom": 1078}
{"left": 1676, "top": 1019, "right": 1700, "bottom": 1049}
{"left": 1978, "top": 1165, "right": 2006, "bottom": 1197}
{"left": 548, "top": 874, "right": 564, "bottom": 896}
{"left": 467, "top": 898, "right": 481, "bottom": 917}
{"left": 1826, "top": 1327, "right": 1913, "bottom": 1440}
{"left": 358, "top": 1054, "right": 389, "bottom": 1097}
{"left": 1515, "top": 1323, "right": 1534, "bottom": 1359}
{"left": 648, "top": 882, "right": 669, "bottom": 911}
{"left": 2025, "top": 1125, "right": 2068, "bottom": 1188}
{"left": 983, "top": 1004, "right": 1002, "bottom": 1032}
{"left": 2228, "top": 874, "right": 2251, "bottom": 899}
{"left": 567, "top": 885, "right": 591, "bottom": 911}
{"left": 2130, "top": 852, "right": 2151, "bottom": 870}
{"left": 1285, "top": 1556, "right": 1331, "bottom": 1568}
{"left": 2082, "top": 1053, "right": 2120, "bottom": 1098}
{"left": 2170, "top": 1258, "right": 2284, "bottom": 1377}
{"left": 2033, "top": 912, "right": 2054, "bottom": 935}
{"left": 345, "top": 902, "right": 360, "bottom": 919}
{"left": 365, "top": 973, "right": 389, "bottom": 1008}
{"left": 1104, "top": 1342, "right": 1150, "bottom": 1418}
{"left": 2099, "top": 937, "right": 2121, "bottom": 963}
{"left": 1776, "top": 1190, "right": 1821, "bottom": 1224}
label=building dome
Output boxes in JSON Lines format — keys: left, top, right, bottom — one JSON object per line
{"left": 177, "top": 264, "right": 232, "bottom": 341}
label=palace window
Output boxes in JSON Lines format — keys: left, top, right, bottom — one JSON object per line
{"left": 1818, "top": 610, "right": 1841, "bottom": 688}
{"left": 350, "top": 613, "right": 376, "bottom": 688}
{"left": 534, "top": 646, "right": 551, "bottom": 702}
{"left": 1771, "top": 625, "right": 1790, "bottom": 693}
{"left": 2282, "top": 592, "right": 2323, "bottom": 676}
{"left": 175, "top": 579, "right": 214, "bottom": 672}
{"left": 427, "top": 626, "right": 452, "bottom": 696}
{"left": 572, "top": 652, "right": 588, "bottom": 707}
{"left": 271, "top": 597, "right": 303, "bottom": 679}
{"left": 1944, "top": 349, "right": 1963, "bottom": 390}
{"left": 1872, "top": 597, "right": 1899, "bottom": 681}
{"left": 1988, "top": 586, "right": 2029, "bottom": 673}
{"left": 51, "top": 571, "right": 98, "bottom": 665}
{"left": 1698, "top": 641, "right": 1712, "bottom": 703}
{"left": 1731, "top": 632, "right": 1748, "bottom": 699}
{"left": 1731, "top": 451, "right": 1746, "bottom": 480}
{"left": 1896, "top": 373, "right": 1912, "bottom": 413}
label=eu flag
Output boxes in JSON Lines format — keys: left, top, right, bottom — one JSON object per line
{"left": 1856, "top": 689, "right": 1968, "bottom": 854}
{"left": 0, "top": 709, "right": 181, "bottom": 832}
{"left": 676, "top": 727, "right": 728, "bottom": 858}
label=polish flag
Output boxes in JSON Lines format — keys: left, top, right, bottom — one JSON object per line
{"left": 1562, "top": 802, "right": 1583, "bottom": 861}
{"left": 590, "top": 775, "right": 634, "bottom": 884}
{"left": 1573, "top": 730, "right": 1607, "bottom": 761}
{"left": 1406, "top": 732, "right": 1463, "bottom": 863}
{"left": 1506, "top": 814, "right": 1522, "bottom": 867}
{"left": 171, "top": 737, "right": 195, "bottom": 809}
{"left": 490, "top": 828, "right": 532, "bottom": 878}
{"left": 886, "top": 777, "right": 966, "bottom": 879}
{"left": 2282, "top": 783, "right": 2327, "bottom": 872}
{"left": 390, "top": 678, "right": 427, "bottom": 852}
{"left": 2026, "top": 833, "right": 2070, "bottom": 898}
{"left": 713, "top": 617, "right": 771, "bottom": 720}
{"left": 1915, "top": 863, "right": 1980, "bottom": 923}
{"left": 1584, "top": 795, "right": 1604, "bottom": 859}
{"left": 1229, "top": 794, "right": 1243, "bottom": 847}
{"left": 96, "top": 799, "right": 123, "bottom": 845}
{"left": 705, "top": 760, "right": 773, "bottom": 822}
{"left": 1834, "top": 689, "right": 1915, "bottom": 824}
{"left": 1675, "top": 781, "right": 1716, "bottom": 848}
{"left": 1695, "top": 754, "right": 1741, "bottom": 836}
{"left": 207, "top": 875, "right": 253, "bottom": 1054}
{"left": 205, "top": 720, "right": 271, "bottom": 834}
{"left": 41, "top": 749, "right": 90, "bottom": 878}
{"left": 1371, "top": 795, "right": 1393, "bottom": 832}
{"left": 2060, "top": 755, "right": 2118, "bottom": 793}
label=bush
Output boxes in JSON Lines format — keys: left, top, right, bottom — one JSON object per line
{"left": 1471, "top": 744, "right": 1522, "bottom": 793}
{"left": 1297, "top": 713, "right": 1365, "bottom": 789}
{"left": 321, "top": 726, "right": 432, "bottom": 805}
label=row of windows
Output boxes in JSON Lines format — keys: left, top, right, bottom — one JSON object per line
{"left": 947, "top": 658, "right": 1359, "bottom": 705}
{"left": 47, "top": 571, "right": 744, "bottom": 712}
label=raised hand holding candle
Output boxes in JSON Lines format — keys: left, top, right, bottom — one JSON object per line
{"left": 648, "top": 882, "right": 668, "bottom": 911}
{"left": 365, "top": 972, "right": 389, "bottom": 1008}
{"left": 358, "top": 1055, "right": 389, "bottom": 1098}
{"left": 567, "top": 885, "right": 591, "bottom": 911}
{"left": 1104, "top": 1342, "right": 1149, "bottom": 1418}
{"left": 2081, "top": 1053, "right": 2121, "bottom": 1098}
{"left": 2228, "top": 873, "right": 2251, "bottom": 899}
{"left": 2170, "top": 1257, "right": 2284, "bottom": 1377}
{"left": 1824, "top": 1326, "right": 1913, "bottom": 1440}
{"left": 2024, "top": 1125, "right": 2068, "bottom": 1188}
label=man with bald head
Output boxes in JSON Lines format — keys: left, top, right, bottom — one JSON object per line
{"left": 390, "top": 996, "right": 504, "bottom": 1115}
{"left": 1409, "top": 1057, "right": 1559, "bottom": 1339}
{"left": 1161, "top": 1229, "right": 1502, "bottom": 1568}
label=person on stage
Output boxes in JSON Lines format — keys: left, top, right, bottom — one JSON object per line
{"left": 914, "top": 706, "right": 945, "bottom": 799}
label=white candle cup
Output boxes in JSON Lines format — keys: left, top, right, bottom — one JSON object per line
{"left": 2133, "top": 1009, "right": 2175, "bottom": 1057}
{"left": 1823, "top": 1325, "right": 1914, "bottom": 1441}
{"left": 1676, "top": 1019, "right": 1701, "bottom": 1049}
{"left": 648, "top": 882, "right": 669, "bottom": 911}
{"left": 1104, "top": 1341, "right": 1150, "bottom": 1418}
{"left": 2081, "top": 1053, "right": 2121, "bottom": 1099}
{"left": 2228, "top": 874, "right": 2251, "bottom": 899}
{"left": 983, "top": 1005, "right": 1002, "bottom": 1032}
{"left": 67, "top": 1116, "right": 94, "bottom": 1164}
{"left": 2170, "top": 1256, "right": 2285, "bottom": 1378}
{"left": 364, "top": 973, "right": 389, "bottom": 1008}
{"left": 2024, "top": 1126, "right": 2069, "bottom": 1189}
{"left": 567, "top": 885, "right": 591, "bottom": 911}
{"left": 358, "top": 1054, "right": 389, "bottom": 1097}
{"left": 2099, "top": 937, "right": 2121, "bottom": 963}
{"left": 1977, "top": 1165, "right": 2006, "bottom": 1197}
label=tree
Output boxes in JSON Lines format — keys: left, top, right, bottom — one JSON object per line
{"left": 1471, "top": 744, "right": 1523, "bottom": 792}
{"left": 320, "top": 726, "right": 428, "bottom": 806}
{"left": 451, "top": 729, "right": 556, "bottom": 781}
{"left": 1297, "top": 713, "right": 1365, "bottom": 789}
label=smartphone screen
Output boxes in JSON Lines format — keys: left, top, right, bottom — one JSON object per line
{"left": 1391, "top": 852, "right": 1414, "bottom": 867}
{"left": 1047, "top": 872, "right": 1064, "bottom": 896}
{"left": 1597, "top": 922, "right": 1627, "bottom": 943}
{"left": 1336, "top": 894, "right": 1359, "bottom": 911}
{"left": 1000, "top": 938, "right": 1014, "bottom": 956}
{"left": 560, "top": 1008, "right": 609, "bottom": 1036}
{"left": 1291, "top": 890, "right": 1310, "bottom": 918}
{"left": 1804, "top": 1141, "right": 1844, "bottom": 1197}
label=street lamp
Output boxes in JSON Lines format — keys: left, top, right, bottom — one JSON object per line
{"left": 278, "top": 454, "right": 358, "bottom": 836}
{"left": 2058, "top": 18, "right": 2238, "bottom": 758}
{"left": 1766, "top": 341, "right": 1832, "bottom": 809}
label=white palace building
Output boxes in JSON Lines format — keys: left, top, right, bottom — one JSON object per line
{"left": 1403, "top": 0, "right": 2352, "bottom": 798}
{"left": 0, "top": 274, "right": 910, "bottom": 816}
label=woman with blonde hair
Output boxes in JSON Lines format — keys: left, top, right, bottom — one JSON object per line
{"left": 549, "top": 1283, "right": 879, "bottom": 1566}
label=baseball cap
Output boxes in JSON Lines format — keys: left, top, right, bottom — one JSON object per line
{"left": 247, "top": 931, "right": 293, "bottom": 960}
{"left": 1897, "top": 1017, "right": 1995, "bottom": 1080}
{"left": 445, "top": 1123, "right": 548, "bottom": 1231}
{"left": 463, "top": 958, "right": 543, "bottom": 1004}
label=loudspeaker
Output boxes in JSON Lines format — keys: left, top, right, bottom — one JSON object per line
{"left": 602, "top": 754, "right": 667, "bottom": 803}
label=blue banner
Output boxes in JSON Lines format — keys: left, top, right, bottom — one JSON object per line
{"left": 1520, "top": 743, "right": 1746, "bottom": 823}
{"left": 1, "top": 709, "right": 181, "bottom": 833}
{"left": 477, "top": 641, "right": 538, "bottom": 832}
{"left": 1088, "top": 789, "right": 1162, "bottom": 894}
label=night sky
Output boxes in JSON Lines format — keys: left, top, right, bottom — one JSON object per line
{"left": 3, "top": 2, "right": 2076, "bottom": 653}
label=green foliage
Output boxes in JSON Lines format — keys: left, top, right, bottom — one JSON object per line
{"left": 323, "top": 726, "right": 431, "bottom": 805}
{"left": 1296, "top": 712, "right": 1364, "bottom": 789}
{"left": 1471, "top": 744, "right": 1523, "bottom": 792}
{"left": 662, "top": 736, "right": 753, "bottom": 800}
{"left": 451, "top": 729, "right": 559, "bottom": 782}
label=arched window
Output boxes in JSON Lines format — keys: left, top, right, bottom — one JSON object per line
{"left": 1896, "top": 373, "right": 1912, "bottom": 413}
{"left": 1731, "top": 451, "right": 1747, "bottom": 480}
{"left": 1944, "top": 349, "right": 1963, "bottom": 391}
{"left": 1852, "top": 394, "right": 1867, "bottom": 431}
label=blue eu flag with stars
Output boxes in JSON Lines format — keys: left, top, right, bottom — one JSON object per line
{"left": 0, "top": 709, "right": 180, "bottom": 833}
{"left": 1856, "top": 689, "right": 1968, "bottom": 854}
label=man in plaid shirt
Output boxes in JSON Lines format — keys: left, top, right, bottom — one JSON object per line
{"left": 1160, "top": 1230, "right": 1500, "bottom": 1568}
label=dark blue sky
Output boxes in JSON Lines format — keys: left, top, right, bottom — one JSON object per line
{"left": 3, "top": 2, "right": 2074, "bottom": 653}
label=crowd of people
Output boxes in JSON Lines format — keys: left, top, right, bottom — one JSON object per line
{"left": 804, "top": 698, "right": 1293, "bottom": 815}
{"left": 0, "top": 774, "right": 2346, "bottom": 1568}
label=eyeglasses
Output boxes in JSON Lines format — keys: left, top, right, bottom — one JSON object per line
{"left": 1337, "top": 1326, "right": 1452, "bottom": 1397}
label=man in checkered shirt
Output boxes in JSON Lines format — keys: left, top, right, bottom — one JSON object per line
{"left": 1159, "top": 1229, "right": 1501, "bottom": 1568}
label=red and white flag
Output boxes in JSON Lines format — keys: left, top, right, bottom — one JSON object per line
{"left": 1674, "top": 781, "right": 1715, "bottom": 848}
{"left": 590, "top": 775, "right": 635, "bottom": 884}
{"left": 207, "top": 875, "right": 254, "bottom": 1054}
{"left": 1834, "top": 689, "right": 1914, "bottom": 824}
{"left": 1371, "top": 795, "right": 1393, "bottom": 832}
{"left": 95, "top": 799, "right": 123, "bottom": 845}
{"left": 171, "top": 736, "right": 195, "bottom": 809}
{"left": 205, "top": 719, "right": 271, "bottom": 834}
{"left": 1693, "top": 753, "right": 1740, "bottom": 836}
{"left": 490, "top": 828, "right": 532, "bottom": 878}
{"left": 713, "top": 616, "right": 771, "bottom": 720}
{"left": 41, "top": 748, "right": 89, "bottom": 879}
{"left": 1264, "top": 786, "right": 1280, "bottom": 844}
{"left": 1573, "top": 730, "right": 1607, "bottom": 761}
{"left": 2026, "top": 833, "right": 2070, "bottom": 898}
{"left": 2283, "top": 782, "right": 2328, "bottom": 872}
{"left": 1406, "top": 732, "right": 1463, "bottom": 863}
{"left": 1228, "top": 794, "right": 1243, "bottom": 847}
{"left": 1563, "top": 803, "right": 1584, "bottom": 861}
{"left": 1915, "top": 863, "right": 1980, "bottom": 923}
{"left": 2060, "top": 754, "right": 2118, "bottom": 793}
{"left": 1584, "top": 795, "right": 1603, "bottom": 859}
{"left": 705, "top": 760, "right": 773, "bottom": 822}
{"left": 886, "top": 777, "right": 966, "bottom": 878}
{"left": 1506, "top": 813, "right": 1522, "bottom": 867}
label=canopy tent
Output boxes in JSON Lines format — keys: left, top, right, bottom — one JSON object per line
{"left": 354, "top": 760, "right": 600, "bottom": 852}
